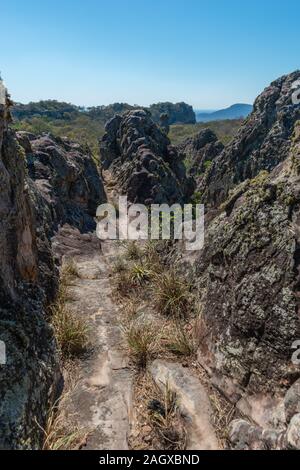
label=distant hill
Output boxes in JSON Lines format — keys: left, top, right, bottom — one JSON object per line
{"left": 12, "top": 100, "right": 196, "bottom": 125}
{"left": 196, "top": 103, "right": 253, "bottom": 122}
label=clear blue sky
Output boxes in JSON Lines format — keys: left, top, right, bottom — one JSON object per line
{"left": 1, "top": 0, "right": 299, "bottom": 108}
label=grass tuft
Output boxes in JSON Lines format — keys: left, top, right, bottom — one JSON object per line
{"left": 122, "top": 319, "right": 159, "bottom": 369}
{"left": 153, "top": 270, "right": 191, "bottom": 318}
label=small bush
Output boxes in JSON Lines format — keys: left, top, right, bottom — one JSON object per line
{"left": 153, "top": 270, "right": 191, "bottom": 318}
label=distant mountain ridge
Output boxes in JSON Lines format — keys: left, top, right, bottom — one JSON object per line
{"left": 12, "top": 100, "right": 196, "bottom": 125}
{"left": 196, "top": 103, "right": 253, "bottom": 122}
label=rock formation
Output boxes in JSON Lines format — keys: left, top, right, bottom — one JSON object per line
{"left": 17, "top": 131, "right": 106, "bottom": 232}
{"left": 201, "top": 71, "right": 300, "bottom": 207}
{"left": 0, "top": 93, "right": 106, "bottom": 449}
{"left": 100, "top": 109, "right": 195, "bottom": 204}
{"left": 177, "top": 128, "right": 224, "bottom": 180}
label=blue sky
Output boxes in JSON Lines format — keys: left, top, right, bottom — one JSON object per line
{"left": 1, "top": 0, "right": 299, "bottom": 108}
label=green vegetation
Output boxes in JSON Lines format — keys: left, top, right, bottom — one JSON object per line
{"left": 168, "top": 119, "right": 243, "bottom": 146}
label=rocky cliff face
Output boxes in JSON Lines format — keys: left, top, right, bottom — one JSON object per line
{"left": 17, "top": 132, "right": 106, "bottom": 232}
{"left": 0, "top": 95, "right": 106, "bottom": 449}
{"left": 177, "top": 128, "right": 224, "bottom": 180}
{"left": 196, "top": 131, "right": 300, "bottom": 393}
{"left": 100, "top": 109, "right": 195, "bottom": 204}
{"left": 201, "top": 71, "right": 300, "bottom": 207}
{"left": 0, "top": 94, "right": 61, "bottom": 449}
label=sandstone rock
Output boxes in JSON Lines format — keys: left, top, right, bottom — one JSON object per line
{"left": 100, "top": 109, "right": 195, "bottom": 204}
{"left": 286, "top": 413, "right": 300, "bottom": 449}
{"left": 201, "top": 71, "right": 300, "bottom": 207}
{"left": 150, "top": 359, "right": 219, "bottom": 450}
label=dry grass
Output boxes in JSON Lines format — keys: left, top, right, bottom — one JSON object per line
{"left": 148, "top": 382, "right": 187, "bottom": 450}
{"left": 122, "top": 319, "right": 160, "bottom": 369}
{"left": 49, "top": 276, "right": 89, "bottom": 359}
{"left": 113, "top": 270, "right": 137, "bottom": 298}
{"left": 152, "top": 270, "right": 191, "bottom": 319}
{"left": 111, "top": 256, "right": 127, "bottom": 274}
{"left": 165, "top": 322, "right": 195, "bottom": 357}
{"left": 130, "top": 263, "right": 152, "bottom": 285}
{"left": 61, "top": 258, "right": 80, "bottom": 282}
{"left": 124, "top": 241, "right": 143, "bottom": 261}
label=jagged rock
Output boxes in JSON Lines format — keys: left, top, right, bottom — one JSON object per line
{"left": 201, "top": 71, "right": 300, "bottom": 207}
{"left": 177, "top": 128, "right": 224, "bottom": 179}
{"left": 17, "top": 132, "right": 106, "bottom": 232}
{"left": 100, "top": 109, "right": 195, "bottom": 204}
{"left": 0, "top": 94, "right": 60, "bottom": 449}
{"left": 149, "top": 102, "right": 196, "bottom": 125}
{"left": 195, "top": 123, "right": 300, "bottom": 395}
{"left": 0, "top": 93, "right": 106, "bottom": 448}
{"left": 284, "top": 379, "right": 300, "bottom": 423}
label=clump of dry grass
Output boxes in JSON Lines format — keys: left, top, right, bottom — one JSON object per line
{"left": 124, "top": 241, "right": 143, "bottom": 261}
{"left": 152, "top": 270, "right": 191, "bottom": 318}
{"left": 148, "top": 382, "right": 186, "bottom": 450}
{"left": 61, "top": 258, "right": 80, "bottom": 282}
{"left": 49, "top": 279, "right": 89, "bottom": 359}
{"left": 165, "top": 323, "right": 195, "bottom": 357}
{"left": 122, "top": 319, "right": 159, "bottom": 368}
{"left": 114, "top": 270, "right": 137, "bottom": 297}
{"left": 165, "top": 314, "right": 208, "bottom": 357}
{"left": 35, "top": 392, "right": 89, "bottom": 450}
{"left": 112, "top": 256, "right": 127, "bottom": 274}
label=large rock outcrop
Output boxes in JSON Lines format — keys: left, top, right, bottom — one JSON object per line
{"left": 0, "top": 94, "right": 106, "bottom": 448}
{"left": 17, "top": 132, "right": 106, "bottom": 232}
{"left": 195, "top": 123, "right": 300, "bottom": 399}
{"left": 201, "top": 71, "right": 300, "bottom": 207}
{"left": 100, "top": 109, "right": 195, "bottom": 204}
{"left": 177, "top": 128, "right": 224, "bottom": 180}
{"left": 0, "top": 93, "right": 61, "bottom": 449}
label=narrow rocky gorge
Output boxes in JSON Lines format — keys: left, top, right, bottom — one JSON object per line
{"left": 1, "top": 71, "right": 300, "bottom": 450}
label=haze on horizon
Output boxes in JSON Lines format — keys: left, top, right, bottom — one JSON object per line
{"left": 1, "top": 0, "right": 299, "bottom": 109}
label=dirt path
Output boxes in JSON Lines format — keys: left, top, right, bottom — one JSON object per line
{"left": 53, "top": 226, "right": 133, "bottom": 450}
{"left": 52, "top": 173, "right": 221, "bottom": 450}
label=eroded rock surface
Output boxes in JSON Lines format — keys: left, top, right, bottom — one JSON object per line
{"left": 201, "top": 71, "right": 300, "bottom": 207}
{"left": 17, "top": 131, "right": 106, "bottom": 231}
{"left": 100, "top": 109, "right": 194, "bottom": 204}
{"left": 177, "top": 128, "right": 224, "bottom": 181}
{"left": 0, "top": 95, "right": 106, "bottom": 449}
{"left": 195, "top": 125, "right": 300, "bottom": 395}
